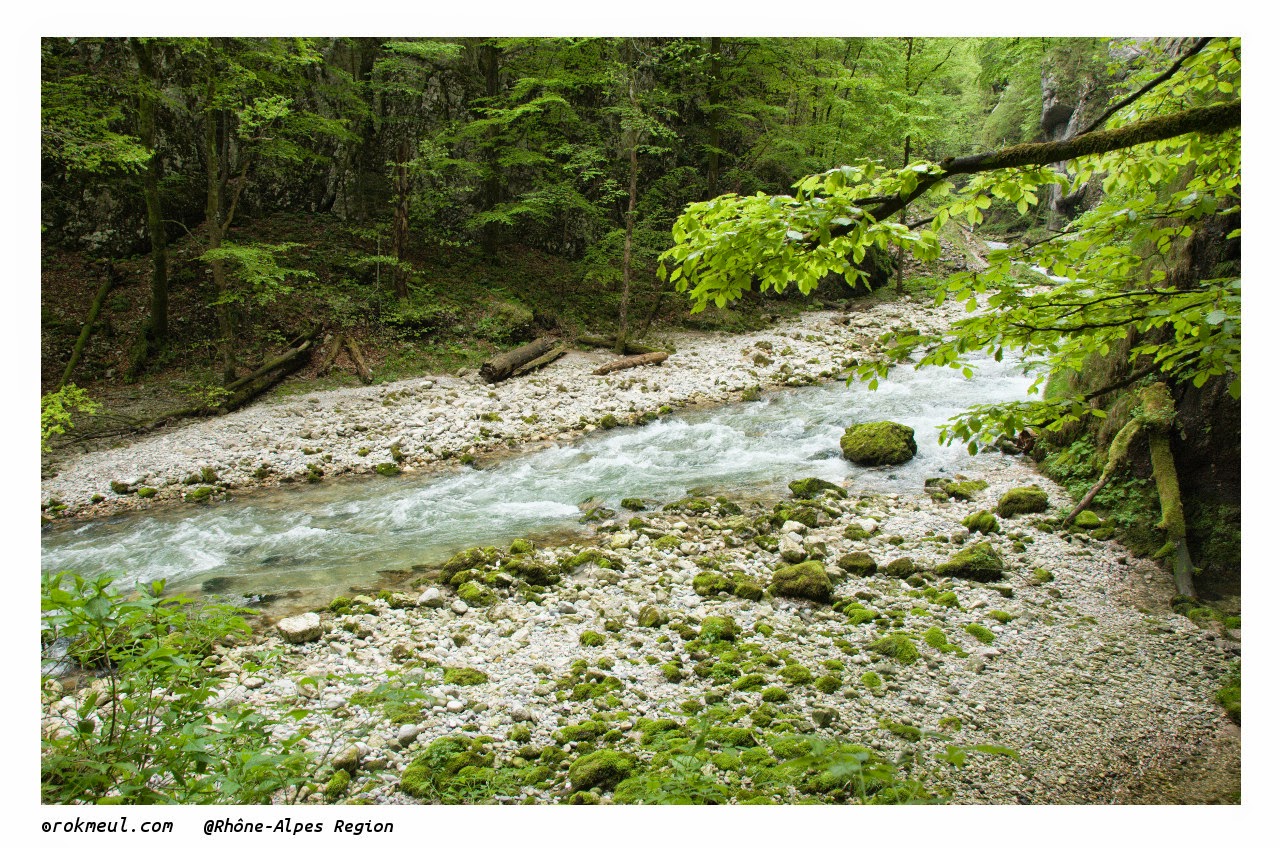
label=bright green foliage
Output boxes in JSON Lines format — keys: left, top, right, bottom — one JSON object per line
{"left": 1216, "top": 660, "right": 1240, "bottom": 724}
{"left": 41, "top": 384, "right": 100, "bottom": 452}
{"left": 662, "top": 38, "right": 1241, "bottom": 448}
{"left": 199, "top": 242, "right": 317, "bottom": 306}
{"left": 41, "top": 572, "right": 313, "bottom": 803}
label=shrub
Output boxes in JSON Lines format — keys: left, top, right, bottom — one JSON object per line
{"left": 40, "top": 573, "right": 313, "bottom": 803}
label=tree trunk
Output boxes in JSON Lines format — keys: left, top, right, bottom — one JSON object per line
{"left": 592, "top": 351, "right": 668, "bottom": 375}
{"left": 130, "top": 38, "right": 168, "bottom": 362}
{"left": 615, "top": 118, "right": 640, "bottom": 354}
{"left": 392, "top": 137, "right": 411, "bottom": 300}
{"left": 509, "top": 344, "right": 567, "bottom": 379}
{"left": 58, "top": 263, "right": 118, "bottom": 391}
{"left": 705, "top": 36, "right": 722, "bottom": 199}
{"left": 204, "top": 71, "right": 237, "bottom": 385}
{"left": 479, "top": 337, "right": 557, "bottom": 383}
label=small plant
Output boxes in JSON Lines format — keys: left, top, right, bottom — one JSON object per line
{"left": 41, "top": 572, "right": 315, "bottom": 803}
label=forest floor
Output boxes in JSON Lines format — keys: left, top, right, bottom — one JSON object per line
{"left": 40, "top": 265, "right": 1242, "bottom": 805}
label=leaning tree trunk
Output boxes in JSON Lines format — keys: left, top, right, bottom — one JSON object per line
{"left": 1139, "top": 383, "right": 1196, "bottom": 598}
{"left": 58, "top": 263, "right": 119, "bottom": 391}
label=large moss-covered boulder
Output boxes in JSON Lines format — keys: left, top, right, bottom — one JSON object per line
{"left": 770, "top": 561, "right": 833, "bottom": 603}
{"left": 840, "top": 421, "right": 917, "bottom": 466}
{"left": 934, "top": 541, "right": 1005, "bottom": 582}
{"left": 568, "top": 750, "right": 636, "bottom": 791}
{"left": 995, "top": 486, "right": 1049, "bottom": 518}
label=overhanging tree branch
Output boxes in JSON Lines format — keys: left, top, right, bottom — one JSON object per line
{"left": 1077, "top": 38, "right": 1212, "bottom": 137}
{"left": 847, "top": 99, "right": 1240, "bottom": 227}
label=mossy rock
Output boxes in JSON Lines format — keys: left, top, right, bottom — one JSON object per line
{"left": 663, "top": 496, "right": 715, "bottom": 515}
{"left": 961, "top": 511, "right": 1000, "bottom": 535}
{"left": 840, "top": 421, "right": 917, "bottom": 466}
{"left": 964, "top": 623, "right": 996, "bottom": 644}
{"left": 442, "top": 667, "right": 489, "bottom": 686}
{"left": 136, "top": 487, "right": 158, "bottom": 498}
{"left": 579, "top": 631, "right": 606, "bottom": 647}
{"left": 881, "top": 720, "right": 922, "bottom": 742}
{"left": 569, "top": 750, "right": 636, "bottom": 792}
{"left": 509, "top": 538, "right": 536, "bottom": 555}
{"left": 504, "top": 556, "right": 561, "bottom": 586}
{"left": 733, "top": 580, "right": 764, "bottom": 601}
{"left": 995, "top": 486, "right": 1049, "bottom": 518}
{"left": 842, "top": 525, "right": 872, "bottom": 541}
{"left": 638, "top": 605, "right": 667, "bottom": 628}
{"left": 788, "top": 478, "right": 848, "bottom": 500}
{"left": 700, "top": 615, "right": 740, "bottom": 642}
{"left": 620, "top": 497, "right": 649, "bottom": 511}
{"left": 943, "top": 479, "right": 990, "bottom": 501}
{"left": 761, "top": 686, "right": 788, "bottom": 703}
{"left": 324, "top": 768, "right": 351, "bottom": 801}
{"left": 693, "top": 571, "right": 734, "bottom": 597}
{"left": 836, "top": 551, "right": 877, "bottom": 576}
{"left": 375, "top": 463, "right": 401, "bottom": 477}
{"left": 1073, "top": 510, "right": 1103, "bottom": 529}
{"left": 110, "top": 481, "right": 132, "bottom": 494}
{"left": 185, "top": 486, "right": 215, "bottom": 503}
{"left": 457, "top": 581, "right": 497, "bottom": 607}
{"left": 562, "top": 548, "right": 620, "bottom": 570}
{"left": 653, "top": 534, "right": 682, "bottom": 551}
{"left": 440, "top": 546, "right": 501, "bottom": 582}
{"left": 934, "top": 542, "right": 1005, "bottom": 582}
{"left": 882, "top": 557, "right": 917, "bottom": 579}
{"left": 770, "top": 561, "right": 832, "bottom": 604}
{"left": 732, "top": 673, "right": 767, "bottom": 692}
{"left": 400, "top": 735, "right": 491, "bottom": 799}
{"left": 869, "top": 633, "right": 919, "bottom": 664}
{"left": 1030, "top": 567, "right": 1054, "bottom": 585}
{"left": 814, "top": 674, "right": 841, "bottom": 694}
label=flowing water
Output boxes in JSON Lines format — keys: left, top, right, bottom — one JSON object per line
{"left": 41, "top": 356, "right": 1036, "bottom": 613}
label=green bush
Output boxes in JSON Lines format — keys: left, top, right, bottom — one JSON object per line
{"left": 40, "top": 572, "right": 314, "bottom": 803}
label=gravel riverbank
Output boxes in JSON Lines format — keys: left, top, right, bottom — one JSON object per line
{"left": 40, "top": 287, "right": 1240, "bottom": 805}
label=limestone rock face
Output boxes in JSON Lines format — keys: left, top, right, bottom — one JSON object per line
{"left": 277, "top": 612, "right": 324, "bottom": 644}
{"left": 840, "top": 421, "right": 917, "bottom": 466}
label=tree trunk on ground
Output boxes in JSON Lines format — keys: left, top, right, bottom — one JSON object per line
{"left": 317, "top": 334, "right": 344, "bottom": 375}
{"left": 479, "top": 337, "right": 557, "bottom": 383}
{"left": 592, "top": 351, "right": 668, "bottom": 375}
{"left": 58, "top": 263, "right": 118, "bottom": 391}
{"left": 509, "top": 344, "right": 567, "bottom": 379}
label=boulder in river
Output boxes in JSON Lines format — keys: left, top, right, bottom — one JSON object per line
{"left": 840, "top": 421, "right": 917, "bottom": 466}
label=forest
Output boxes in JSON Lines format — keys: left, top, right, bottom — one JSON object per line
{"left": 40, "top": 36, "right": 1241, "bottom": 807}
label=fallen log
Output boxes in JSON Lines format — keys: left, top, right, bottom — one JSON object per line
{"left": 480, "top": 337, "right": 557, "bottom": 383}
{"left": 344, "top": 336, "right": 373, "bottom": 384}
{"left": 511, "top": 344, "right": 568, "bottom": 379}
{"left": 578, "top": 334, "right": 665, "bottom": 356}
{"left": 592, "top": 351, "right": 669, "bottom": 376}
